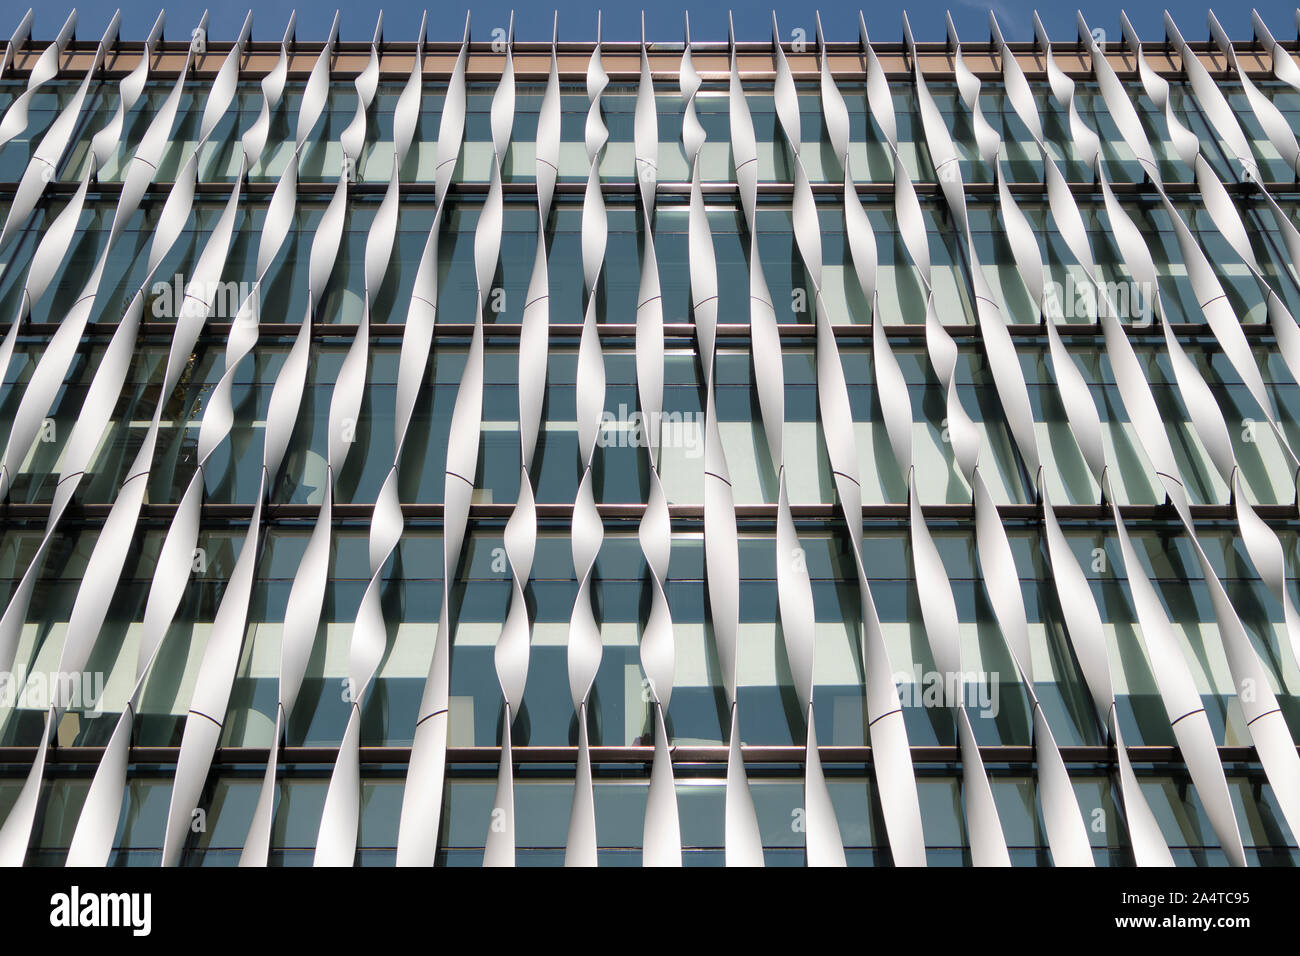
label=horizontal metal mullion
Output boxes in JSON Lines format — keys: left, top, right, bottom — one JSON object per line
{"left": 16, "top": 320, "right": 1283, "bottom": 342}
{"left": 0, "top": 743, "right": 1277, "bottom": 767}
{"left": 2, "top": 178, "right": 1290, "bottom": 199}
{"left": 2, "top": 501, "right": 1297, "bottom": 524}
{"left": 4, "top": 37, "right": 1295, "bottom": 84}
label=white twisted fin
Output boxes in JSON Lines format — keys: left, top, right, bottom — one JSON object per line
{"left": 400, "top": 13, "right": 502, "bottom": 868}
{"left": 1091, "top": 196, "right": 1246, "bottom": 866}
{"left": 981, "top": 10, "right": 1173, "bottom": 867}
{"left": 563, "top": 22, "right": 609, "bottom": 867}
{"left": 1023, "top": 19, "right": 1245, "bottom": 860}
{"left": 1209, "top": 14, "right": 1300, "bottom": 405}
{"left": 63, "top": 399, "right": 205, "bottom": 866}
{"left": 13, "top": 5, "right": 1292, "bottom": 875}
{"left": 0, "top": 23, "right": 206, "bottom": 749}
{"left": 814, "top": 16, "right": 926, "bottom": 866}
{"left": 0, "top": 11, "right": 119, "bottom": 254}
{"left": 905, "top": 13, "right": 1094, "bottom": 865}
{"left": 731, "top": 19, "right": 845, "bottom": 865}
{"left": 0, "top": 17, "right": 252, "bottom": 867}
{"left": 1078, "top": 15, "right": 1300, "bottom": 859}
{"left": 394, "top": 16, "right": 470, "bottom": 867}
{"left": 726, "top": 21, "right": 788, "bottom": 865}
{"left": 482, "top": 17, "right": 556, "bottom": 868}
{"left": 1093, "top": 14, "right": 1300, "bottom": 848}
{"left": 1107, "top": 476, "right": 1248, "bottom": 866}
{"left": 0, "top": 13, "right": 197, "bottom": 522}
{"left": 859, "top": 16, "right": 1009, "bottom": 865}
{"left": 229, "top": 13, "right": 379, "bottom": 867}
{"left": 681, "top": 19, "right": 762, "bottom": 867}
{"left": 1130, "top": 17, "right": 1296, "bottom": 466}
{"left": 0, "top": 107, "right": 99, "bottom": 388}
{"left": 770, "top": 17, "right": 852, "bottom": 866}
{"left": 632, "top": 20, "right": 681, "bottom": 867}
{"left": 0, "top": 157, "right": 89, "bottom": 541}
{"left": 0, "top": 10, "right": 75, "bottom": 151}
{"left": 90, "top": 12, "right": 165, "bottom": 175}
{"left": 479, "top": 16, "right": 527, "bottom": 868}
{"left": 160, "top": 16, "right": 342, "bottom": 868}
{"left": 1038, "top": 482, "right": 1174, "bottom": 865}
{"left": 0, "top": 10, "right": 33, "bottom": 80}
{"left": 64, "top": 19, "right": 292, "bottom": 868}
{"left": 1136, "top": 15, "right": 1300, "bottom": 683}
{"left": 1214, "top": 13, "right": 1300, "bottom": 177}
{"left": 1252, "top": 11, "right": 1300, "bottom": 96}
{"left": 0, "top": 21, "right": 202, "bottom": 508}
{"left": 304, "top": 18, "right": 394, "bottom": 869}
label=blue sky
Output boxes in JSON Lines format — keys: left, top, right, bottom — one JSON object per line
{"left": 11, "top": 1, "right": 1300, "bottom": 46}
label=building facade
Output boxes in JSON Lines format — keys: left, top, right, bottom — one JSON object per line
{"left": 0, "top": 7, "right": 1298, "bottom": 866}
